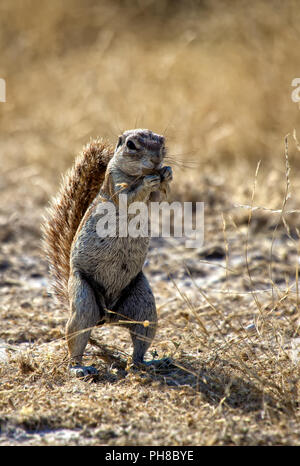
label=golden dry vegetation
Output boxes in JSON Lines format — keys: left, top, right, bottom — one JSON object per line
{"left": 1, "top": 0, "right": 300, "bottom": 446}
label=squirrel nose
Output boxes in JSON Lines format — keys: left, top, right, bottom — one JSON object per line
{"left": 151, "top": 153, "right": 161, "bottom": 165}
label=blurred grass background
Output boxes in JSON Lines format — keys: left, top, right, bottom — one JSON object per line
{"left": 0, "top": 0, "right": 299, "bottom": 203}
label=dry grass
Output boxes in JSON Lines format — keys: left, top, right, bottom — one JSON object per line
{"left": 1, "top": 0, "right": 300, "bottom": 445}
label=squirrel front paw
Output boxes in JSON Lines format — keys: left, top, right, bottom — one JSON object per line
{"left": 143, "top": 174, "right": 161, "bottom": 191}
{"left": 159, "top": 166, "right": 173, "bottom": 183}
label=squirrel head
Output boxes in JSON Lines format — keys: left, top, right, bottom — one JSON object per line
{"left": 113, "top": 129, "right": 166, "bottom": 177}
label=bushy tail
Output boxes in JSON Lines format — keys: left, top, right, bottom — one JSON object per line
{"left": 42, "top": 138, "right": 114, "bottom": 308}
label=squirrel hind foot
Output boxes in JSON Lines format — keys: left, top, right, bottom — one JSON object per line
{"left": 69, "top": 365, "right": 99, "bottom": 378}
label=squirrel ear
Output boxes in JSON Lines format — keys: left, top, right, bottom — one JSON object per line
{"left": 116, "top": 135, "right": 123, "bottom": 150}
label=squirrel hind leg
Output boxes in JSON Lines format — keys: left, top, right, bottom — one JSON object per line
{"left": 66, "top": 270, "right": 104, "bottom": 375}
{"left": 112, "top": 272, "right": 157, "bottom": 365}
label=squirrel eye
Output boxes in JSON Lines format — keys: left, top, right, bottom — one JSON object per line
{"left": 126, "top": 140, "right": 137, "bottom": 150}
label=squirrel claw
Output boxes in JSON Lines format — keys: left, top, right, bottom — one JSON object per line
{"left": 143, "top": 174, "right": 161, "bottom": 191}
{"left": 159, "top": 166, "right": 173, "bottom": 182}
{"left": 69, "top": 365, "right": 99, "bottom": 378}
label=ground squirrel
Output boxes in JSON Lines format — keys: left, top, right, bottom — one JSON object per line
{"left": 42, "top": 129, "right": 172, "bottom": 376}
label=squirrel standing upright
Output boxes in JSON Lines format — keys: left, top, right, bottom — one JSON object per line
{"left": 42, "top": 129, "right": 172, "bottom": 376}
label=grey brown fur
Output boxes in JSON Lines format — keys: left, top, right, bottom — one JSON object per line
{"left": 42, "top": 129, "right": 172, "bottom": 376}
